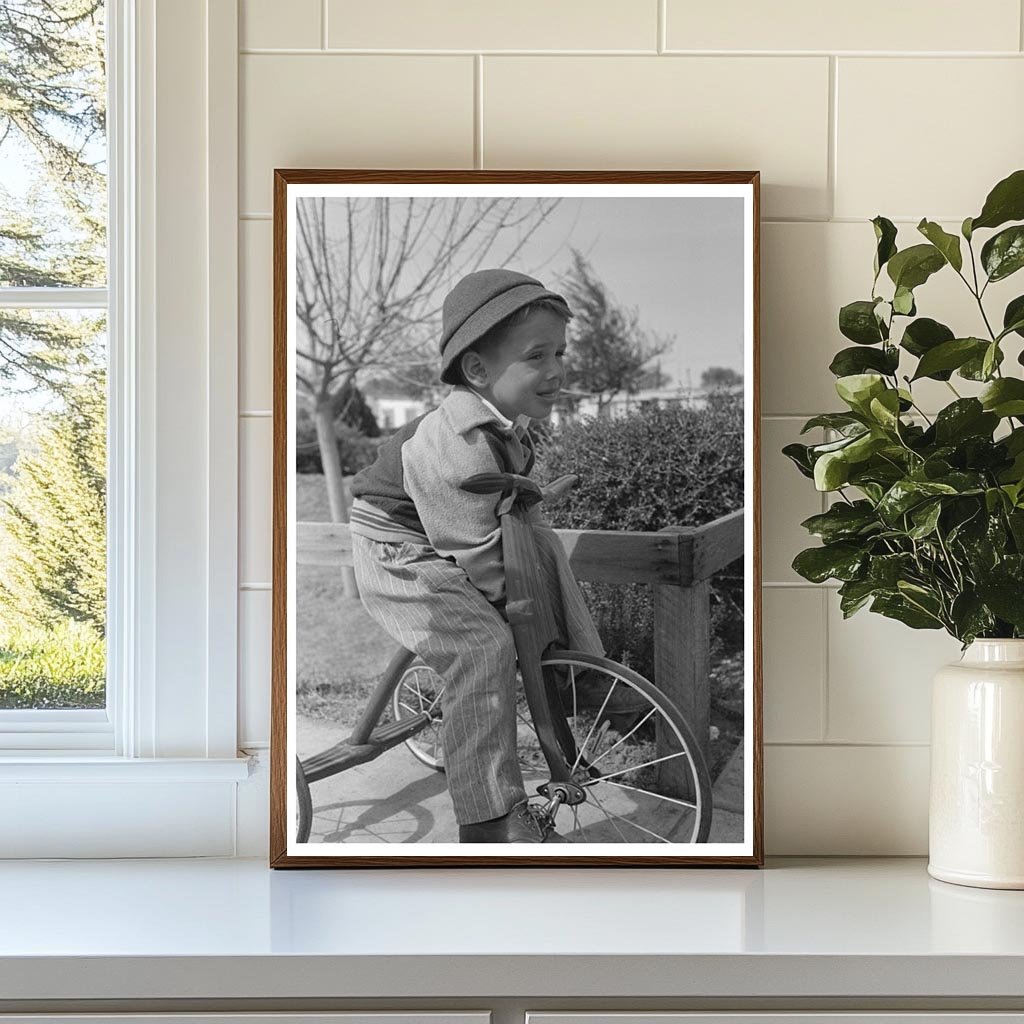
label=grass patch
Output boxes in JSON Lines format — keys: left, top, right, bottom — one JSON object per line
{"left": 296, "top": 473, "right": 337, "bottom": 522}
{"left": 0, "top": 619, "right": 105, "bottom": 709}
{"left": 295, "top": 570, "right": 395, "bottom": 722}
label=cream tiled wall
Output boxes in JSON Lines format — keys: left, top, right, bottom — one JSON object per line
{"left": 236, "top": 0, "right": 1023, "bottom": 854}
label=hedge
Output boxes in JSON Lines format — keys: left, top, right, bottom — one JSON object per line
{"left": 536, "top": 397, "right": 744, "bottom": 680}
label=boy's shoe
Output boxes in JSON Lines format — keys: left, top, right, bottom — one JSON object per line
{"left": 459, "top": 800, "right": 567, "bottom": 843}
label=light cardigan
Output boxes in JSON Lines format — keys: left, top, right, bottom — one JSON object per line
{"left": 350, "top": 386, "right": 541, "bottom": 606}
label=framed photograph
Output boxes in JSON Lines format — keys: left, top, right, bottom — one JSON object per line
{"left": 270, "top": 170, "right": 762, "bottom": 867}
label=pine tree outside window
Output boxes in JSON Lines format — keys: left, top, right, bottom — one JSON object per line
{"left": 0, "top": 1, "right": 110, "bottom": 742}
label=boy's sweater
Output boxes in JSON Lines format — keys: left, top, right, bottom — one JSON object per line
{"left": 350, "top": 386, "right": 538, "bottom": 606}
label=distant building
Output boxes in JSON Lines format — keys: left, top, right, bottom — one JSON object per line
{"left": 572, "top": 384, "right": 741, "bottom": 419}
{"left": 367, "top": 394, "right": 429, "bottom": 430}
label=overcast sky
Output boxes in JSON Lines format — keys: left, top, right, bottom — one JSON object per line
{"left": 505, "top": 196, "right": 746, "bottom": 388}
{"left": 301, "top": 193, "right": 747, "bottom": 391}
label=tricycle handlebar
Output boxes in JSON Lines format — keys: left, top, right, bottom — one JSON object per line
{"left": 460, "top": 471, "right": 541, "bottom": 498}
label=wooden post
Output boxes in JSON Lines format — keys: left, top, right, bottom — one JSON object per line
{"left": 653, "top": 575, "right": 711, "bottom": 802}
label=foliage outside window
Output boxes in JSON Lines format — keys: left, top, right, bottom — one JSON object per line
{"left": 0, "top": 1, "right": 107, "bottom": 708}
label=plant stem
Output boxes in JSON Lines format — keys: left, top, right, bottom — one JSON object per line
{"left": 935, "top": 528, "right": 965, "bottom": 593}
{"left": 904, "top": 392, "right": 933, "bottom": 427}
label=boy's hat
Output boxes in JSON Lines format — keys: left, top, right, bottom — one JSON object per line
{"left": 439, "top": 268, "right": 570, "bottom": 385}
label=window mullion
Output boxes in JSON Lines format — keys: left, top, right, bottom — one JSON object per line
{"left": 0, "top": 287, "right": 108, "bottom": 310}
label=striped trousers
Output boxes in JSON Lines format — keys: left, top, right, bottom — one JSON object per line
{"left": 351, "top": 528, "right": 604, "bottom": 825}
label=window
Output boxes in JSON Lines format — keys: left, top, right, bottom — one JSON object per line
{"left": 0, "top": 0, "right": 247, "bottom": 856}
{"left": 0, "top": 1, "right": 110, "bottom": 742}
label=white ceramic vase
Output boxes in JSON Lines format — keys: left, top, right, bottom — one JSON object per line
{"left": 929, "top": 639, "right": 1024, "bottom": 889}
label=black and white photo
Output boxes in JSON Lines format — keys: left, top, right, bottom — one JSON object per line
{"left": 271, "top": 171, "right": 762, "bottom": 867}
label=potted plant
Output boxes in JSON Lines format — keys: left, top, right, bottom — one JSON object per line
{"left": 785, "top": 169, "right": 1024, "bottom": 889}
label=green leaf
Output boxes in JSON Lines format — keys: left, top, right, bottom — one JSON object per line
{"left": 868, "top": 552, "right": 915, "bottom": 587}
{"left": 917, "top": 451, "right": 954, "bottom": 479}
{"left": 792, "top": 542, "right": 866, "bottom": 584}
{"left": 980, "top": 378, "right": 1024, "bottom": 418}
{"left": 1003, "top": 481, "right": 1024, "bottom": 506}
{"left": 872, "top": 216, "right": 898, "bottom": 277}
{"left": 997, "top": 434, "right": 1024, "bottom": 488}
{"left": 835, "top": 373, "right": 886, "bottom": 414}
{"left": 933, "top": 470, "right": 987, "bottom": 494}
{"left": 981, "top": 225, "right": 1024, "bottom": 283}
{"left": 839, "top": 300, "right": 887, "bottom": 345}
{"left": 868, "top": 389, "right": 902, "bottom": 430}
{"left": 1003, "top": 295, "right": 1024, "bottom": 339}
{"left": 996, "top": 318, "right": 1024, "bottom": 341}
{"left": 1006, "top": 427, "right": 1024, "bottom": 456}
{"left": 933, "top": 399, "right": 998, "bottom": 445}
{"left": 849, "top": 458, "right": 907, "bottom": 489}
{"left": 871, "top": 594, "right": 943, "bottom": 630}
{"left": 900, "top": 318, "right": 955, "bottom": 376}
{"left": 887, "top": 244, "right": 946, "bottom": 291}
{"left": 800, "top": 501, "right": 879, "bottom": 543}
{"left": 949, "top": 503, "right": 1004, "bottom": 573}
{"left": 950, "top": 593, "right": 995, "bottom": 644}
{"left": 985, "top": 487, "right": 1007, "bottom": 514}
{"left": 877, "top": 479, "right": 958, "bottom": 524}
{"left": 959, "top": 343, "right": 1004, "bottom": 381}
{"left": 911, "top": 337, "right": 987, "bottom": 381}
{"left": 800, "top": 413, "right": 866, "bottom": 435}
{"left": 814, "top": 450, "right": 851, "bottom": 491}
{"left": 908, "top": 500, "right": 942, "bottom": 539}
{"left": 962, "top": 216, "right": 974, "bottom": 241}
{"left": 782, "top": 442, "right": 815, "bottom": 479}
{"left": 917, "top": 219, "right": 963, "bottom": 272}
{"left": 809, "top": 433, "right": 866, "bottom": 456}
{"left": 1009, "top": 508, "right": 1024, "bottom": 548}
{"left": 838, "top": 578, "right": 879, "bottom": 618}
{"left": 829, "top": 345, "right": 899, "bottom": 378}
{"left": 856, "top": 481, "right": 885, "bottom": 504}
{"left": 982, "top": 341, "right": 1000, "bottom": 381}
{"left": 976, "top": 579, "right": 1024, "bottom": 629}
{"left": 971, "top": 168, "right": 1024, "bottom": 232}
{"left": 892, "top": 286, "right": 916, "bottom": 316}
{"left": 844, "top": 431, "right": 888, "bottom": 464}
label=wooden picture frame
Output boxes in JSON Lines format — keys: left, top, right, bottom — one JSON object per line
{"left": 270, "top": 170, "right": 762, "bottom": 867}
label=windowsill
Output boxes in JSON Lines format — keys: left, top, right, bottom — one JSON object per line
{"left": 0, "top": 754, "right": 253, "bottom": 781}
{"left": 0, "top": 857, "right": 1022, "bottom": 1003}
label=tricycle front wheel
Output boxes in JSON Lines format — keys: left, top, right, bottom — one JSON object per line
{"left": 521, "top": 651, "right": 714, "bottom": 844}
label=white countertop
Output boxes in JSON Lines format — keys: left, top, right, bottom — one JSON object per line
{"left": 1, "top": 857, "right": 1023, "bottom": 1001}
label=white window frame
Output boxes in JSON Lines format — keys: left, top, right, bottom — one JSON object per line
{"left": 0, "top": 0, "right": 250, "bottom": 857}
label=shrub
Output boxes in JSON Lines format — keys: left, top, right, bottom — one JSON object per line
{"left": 536, "top": 399, "right": 745, "bottom": 678}
{"left": 0, "top": 619, "right": 105, "bottom": 709}
{"left": 296, "top": 411, "right": 382, "bottom": 476}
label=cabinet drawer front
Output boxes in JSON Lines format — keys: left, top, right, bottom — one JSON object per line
{"left": 0, "top": 1015, "right": 490, "bottom": 1024}
{"left": 528, "top": 1016, "right": 1024, "bottom": 1024}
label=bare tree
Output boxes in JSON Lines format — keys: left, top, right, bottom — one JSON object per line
{"left": 295, "top": 196, "right": 561, "bottom": 594}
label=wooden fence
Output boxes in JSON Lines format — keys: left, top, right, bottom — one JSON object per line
{"left": 296, "top": 511, "right": 745, "bottom": 776}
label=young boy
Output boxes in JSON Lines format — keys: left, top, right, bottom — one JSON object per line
{"left": 349, "top": 268, "right": 605, "bottom": 843}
